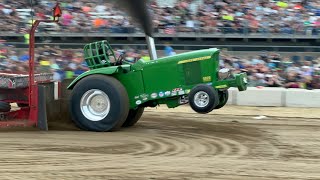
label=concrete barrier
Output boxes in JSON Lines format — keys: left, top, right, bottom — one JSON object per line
{"left": 227, "top": 87, "right": 320, "bottom": 108}
{"left": 227, "top": 88, "right": 236, "bottom": 105}
{"left": 234, "top": 87, "right": 284, "bottom": 107}
{"left": 285, "top": 89, "right": 320, "bottom": 107}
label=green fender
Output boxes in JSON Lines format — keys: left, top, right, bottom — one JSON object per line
{"left": 67, "top": 65, "right": 130, "bottom": 90}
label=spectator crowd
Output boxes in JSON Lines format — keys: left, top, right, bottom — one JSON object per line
{"left": 0, "top": 0, "right": 319, "bottom": 89}
{"left": 0, "top": 0, "right": 319, "bottom": 35}
{"left": 219, "top": 50, "right": 320, "bottom": 89}
{"left": 0, "top": 43, "right": 319, "bottom": 90}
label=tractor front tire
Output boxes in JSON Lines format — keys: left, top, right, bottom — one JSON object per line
{"left": 0, "top": 101, "right": 11, "bottom": 112}
{"left": 122, "top": 107, "right": 144, "bottom": 127}
{"left": 215, "top": 90, "right": 229, "bottom": 109}
{"left": 189, "top": 84, "right": 219, "bottom": 114}
{"left": 70, "top": 75, "right": 129, "bottom": 132}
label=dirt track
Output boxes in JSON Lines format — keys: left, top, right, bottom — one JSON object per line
{"left": 0, "top": 105, "right": 319, "bottom": 180}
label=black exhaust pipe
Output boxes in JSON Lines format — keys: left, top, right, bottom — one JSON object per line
{"left": 113, "top": 0, "right": 157, "bottom": 59}
{"left": 117, "top": 0, "right": 154, "bottom": 37}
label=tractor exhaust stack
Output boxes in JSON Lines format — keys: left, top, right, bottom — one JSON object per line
{"left": 114, "top": 0, "right": 156, "bottom": 59}
{"left": 146, "top": 35, "right": 157, "bottom": 60}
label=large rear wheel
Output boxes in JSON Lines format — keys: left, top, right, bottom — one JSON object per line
{"left": 122, "top": 107, "right": 144, "bottom": 127}
{"left": 70, "top": 75, "right": 129, "bottom": 132}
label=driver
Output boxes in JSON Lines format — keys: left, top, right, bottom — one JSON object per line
{"left": 106, "top": 49, "right": 116, "bottom": 64}
{"left": 97, "top": 45, "right": 117, "bottom": 65}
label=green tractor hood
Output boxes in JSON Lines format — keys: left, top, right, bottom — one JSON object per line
{"left": 132, "top": 48, "right": 219, "bottom": 71}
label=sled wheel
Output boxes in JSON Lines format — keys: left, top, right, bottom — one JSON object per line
{"left": 215, "top": 90, "right": 229, "bottom": 109}
{"left": 70, "top": 75, "right": 129, "bottom": 132}
{"left": 189, "top": 84, "right": 219, "bottom": 114}
{"left": 122, "top": 107, "right": 144, "bottom": 127}
{"left": 0, "top": 101, "right": 11, "bottom": 112}
{"left": 17, "top": 103, "right": 28, "bottom": 108}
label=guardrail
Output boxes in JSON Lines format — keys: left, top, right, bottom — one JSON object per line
{"left": 0, "top": 30, "right": 319, "bottom": 39}
{"left": 227, "top": 87, "right": 320, "bottom": 108}
{"left": 7, "top": 42, "right": 320, "bottom": 53}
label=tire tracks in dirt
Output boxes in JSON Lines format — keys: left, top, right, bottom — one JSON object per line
{"left": 0, "top": 108, "right": 319, "bottom": 179}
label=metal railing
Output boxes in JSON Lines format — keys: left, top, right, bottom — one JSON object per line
{"left": 0, "top": 26, "right": 319, "bottom": 39}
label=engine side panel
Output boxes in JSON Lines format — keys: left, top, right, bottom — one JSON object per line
{"left": 113, "top": 71, "right": 145, "bottom": 108}
{"left": 137, "top": 49, "right": 220, "bottom": 103}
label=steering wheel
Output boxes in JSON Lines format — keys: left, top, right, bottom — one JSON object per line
{"left": 114, "top": 53, "right": 125, "bottom": 65}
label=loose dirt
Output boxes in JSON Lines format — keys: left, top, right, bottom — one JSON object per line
{"left": 0, "top": 105, "right": 319, "bottom": 180}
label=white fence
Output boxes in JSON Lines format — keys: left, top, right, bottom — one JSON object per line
{"left": 227, "top": 87, "right": 320, "bottom": 108}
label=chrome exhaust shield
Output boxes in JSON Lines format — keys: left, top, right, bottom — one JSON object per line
{"left": 146, "top": 35, "right": 157, "bottom": 60}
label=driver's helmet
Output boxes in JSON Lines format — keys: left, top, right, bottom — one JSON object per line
{"left": 115, "top": 50, "right": 125, "bottom": 58}
{"left": 123, "top": 56, "right": 136, "bottom": 64}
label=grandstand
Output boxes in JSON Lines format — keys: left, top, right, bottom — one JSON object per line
{"left": 0, "top": 0, "right": 318, "bottom": 52}
{"left": 0, "top": 0, "right": 319, "bottom": 89}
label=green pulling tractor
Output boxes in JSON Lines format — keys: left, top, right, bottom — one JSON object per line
{"left": 66, "top": 40, "right": 248, "bottom": 132}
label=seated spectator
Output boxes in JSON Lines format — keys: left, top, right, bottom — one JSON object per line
{"left": 265, "top": 74, "right": 283, "bottom": 87}
{"left": 248, "top": 73, "right": 266, "bottom": 87}
{"left": 301, "top": 65, "right": 313, "bottom": 77}
{"left": 64, "top": 67, "right": 75, "bottom": 79}
{"left": 311, "top": 75, "right": 320, "bottom": 89}
{"left": 1, "top": 0, "right": 320, "bottom": 35}
{"left": 164, "top": 42, "right": 175, "bottom": 56}
{"left": 140, "top": 50, "right": 151, "bottom": 61}
{"left": 9, "top": 51, "right": 18, "bottom": 62}
{"left": 51, "top": 66, "right": 62, "bottom": 82}
{"left": 38, "top": 55, "right": 51, "bottom": 73}
{"left": 1, "top": 43, "right": 319, "bottom": 91}
{"left": 313, "top": 66, "right": 320, "bottom": 76}
{"left": 286, "top": 63, "right": 301, "bottom": 74}
{"left": 19, "top": 51, "right": 29, "bottom": 62}
{"left": 301, "top": 75, "right": 314, "bottom": 90}
{"left": 284, "top": 72, "right": 301, "bottom": 88}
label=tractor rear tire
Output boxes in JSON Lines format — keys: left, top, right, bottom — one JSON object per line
{"left": 215, "top": 90, "right": 229, "bottom": 109}
{"left": 70, "top": 75, "right": 129, "bottom": 132}
{"left": 0, "top": 101, "right": 11, "bottom": 112}
{"left": 189, "top": 84, "right": 219, "bottom": 114}
{"left": 122, "top": 107, "right": 144, "bottom": 127}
